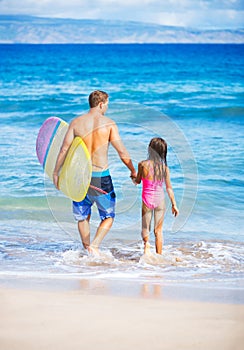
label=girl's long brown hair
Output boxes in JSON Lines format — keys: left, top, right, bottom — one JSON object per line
{"left": 148, "top": 137, "right": 167, "bottom": 181}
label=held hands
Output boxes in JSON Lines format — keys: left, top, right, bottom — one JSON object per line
{"left": 130, "top": 170, "right": 137, "bottom": 185}
{"left": 130, "top": 176, "right": 137, "bottom": 185}
{"left": 172, "top": 204, "right": 179, "bottom": 217}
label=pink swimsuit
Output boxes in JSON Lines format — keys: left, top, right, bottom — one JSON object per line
{"left": 141, "top": 165, "right": 164, "bottom": 209}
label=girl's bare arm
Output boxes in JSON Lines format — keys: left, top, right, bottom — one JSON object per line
{"left": 165, "top": 166, "right": 179, "bottom": 217}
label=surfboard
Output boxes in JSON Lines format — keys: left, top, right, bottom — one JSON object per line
{"left": 36, "top": 117, "right": 92, "bottom": 202}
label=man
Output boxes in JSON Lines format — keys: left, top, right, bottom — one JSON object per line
{"left": 53, "top": 90, "right": 136, "bottom": 254}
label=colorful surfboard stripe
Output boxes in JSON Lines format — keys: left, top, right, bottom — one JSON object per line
{"left": 43, "top": 119, "right": 61, "bottom": 169}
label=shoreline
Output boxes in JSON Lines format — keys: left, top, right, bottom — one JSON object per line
{"left": 1, "top": 274, "right": 243, "bottom": 305}
{"left": 1, "top": 285, "right": 243, "bottom": 350}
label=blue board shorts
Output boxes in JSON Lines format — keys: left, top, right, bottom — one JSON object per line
{"left": 72, "top": 170, "right": 116, "bottom": 221}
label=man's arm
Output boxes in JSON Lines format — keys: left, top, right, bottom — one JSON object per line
{"left": 109, "top": 122, "right": 136, "bottom": 178}
{"left": 53, "top": 124, "right": 75, "bottom": 190}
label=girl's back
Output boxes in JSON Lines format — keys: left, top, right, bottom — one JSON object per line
{"left": 141, "top": 160, "right": 165, "bottom": 210}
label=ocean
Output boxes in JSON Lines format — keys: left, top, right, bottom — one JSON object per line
{"left": 0, "top": 44, "right": 243, "bottom": 301}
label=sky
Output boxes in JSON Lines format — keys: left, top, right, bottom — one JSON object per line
{"left": 0, "top": 0, "right": 244, "bottom": 29}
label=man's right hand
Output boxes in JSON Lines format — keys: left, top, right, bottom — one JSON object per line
{"left": 130, "top": 170, "right": 137, "bottom": 184}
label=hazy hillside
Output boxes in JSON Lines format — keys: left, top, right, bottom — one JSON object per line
{"left": 0, "top": 15, "right": 243, "bottom": 43}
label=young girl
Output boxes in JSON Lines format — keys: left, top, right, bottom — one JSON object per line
{"left": 134, "top": 137, "right": 179, "bottom": 255}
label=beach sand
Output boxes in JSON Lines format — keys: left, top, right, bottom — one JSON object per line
{"left": 0, "top": 283, "right": 243, "bottom": 350}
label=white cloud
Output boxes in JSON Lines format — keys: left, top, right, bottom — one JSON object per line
{"left": 0, "top": 0, "right": 243, "bottom": 28}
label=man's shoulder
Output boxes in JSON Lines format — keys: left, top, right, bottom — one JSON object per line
{"left": 71, "top": 113, "right": 116, "bottom": 130}
{"left": 98, "top": 115, "right": 117, "bottom": 131}
{"left": 70, "top": 113, "right": 87, "bottom": 124}
{"left": 102, "top": 115, "right": 116, "bottom": 124}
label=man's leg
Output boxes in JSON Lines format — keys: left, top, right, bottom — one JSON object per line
{"left": 89, "top": 187, "right": 116, "bottom": 254}
{"left": 73, "top": 196, "right": 93, "bottom": 251}
{"left": 90, "top": 217, "right": 114, "bottom": 253}
{"left": 77, "top": 215, "right": 91, "bottom": 249}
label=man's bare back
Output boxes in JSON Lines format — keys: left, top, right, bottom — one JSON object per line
{"left": 54, "top": 108, "right": 133, "bottom": 183}
{"left": 71, "top": 111, "right": 119, "bottom": 171}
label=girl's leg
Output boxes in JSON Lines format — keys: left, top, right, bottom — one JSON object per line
{"left": 154, "top": 203, "right": 165, "bottom": 254}
{"left": 142, "top": 203, "right": 152, "bottom": 254}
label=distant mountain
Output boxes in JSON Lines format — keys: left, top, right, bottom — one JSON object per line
{"left": 0, "top": 15, "right": 243, "bottom": 44}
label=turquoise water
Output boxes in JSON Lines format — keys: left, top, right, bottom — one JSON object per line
{"left": 0, "top": 44, "right": 243, "bottom": 294}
